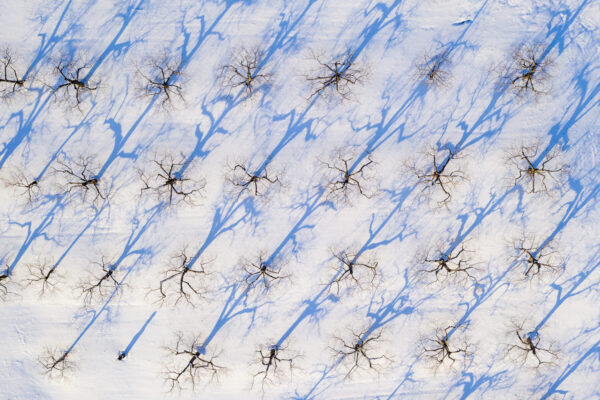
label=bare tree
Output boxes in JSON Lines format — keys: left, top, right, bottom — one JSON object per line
{"left": 24, "top": 257, "right": 62, "bottom": 296}
{"left": 50, "top": 55, "right": 98, "bottom": 110}
{"left": 164, "top": 332, "right": 223, "bottom": 391}
{"left": 416, "top": 49, "right": 451, "bottom": 87}
{"left": 137, "top": 51, "right": 184, "bottom": 109}
{"left": 78, "top": 256, "right": 121, "bottom": 305}
{"left": 420, "top": 324, "right": 472, "bottom": 371}
{"left": 418, "top": 244, "right": 478, "bottom": 286}
{"left": 226, "top": 161, "right": 281, "bottom": 197}
{"left": 409, "top": 146, "right": 467, "bottom": 206}
{"left": 39, "top": 347, "right": 75, "bottom": 378}
{"left": 140, "top": 154, "right": 205, "bottom": 206}
{"left": 0, "top": 47, "right": 26, "bottom": 98}
{"left": 512, "top": 235, "right": 562, "bottom": 280}
{"left": 329, "top": 249, "right": 378, "bottom": 294}
{"left": 221, "top": 47, "right": 270, "bottom": 97}
{"left": 501, "top": 43, "right": 552, "bottom": 96}
{"left": 251, "top": 343, "right": 295, "bottom": 391}
{"left": 241, "top": 253, "right": 290, "bottom": 291}
{"left": 150, "top": 246, "right": 210, "bottom": 307}
{"left": 322, "top": 153, "right": 376, "bottom": 203}
{"left": 507, "top": 144, "right": 565, "bottom": 194}
{"left": 2, "top": 168, "right": 41, "bottom": 204}
{"left": 54, "top": 155, "right": 107, "bottom": 204}
{"left": 306, "top": 49, "right": 365, "bottom": 100}
{"left": 506, "top": 322, "right": 558, "bottom": 367}
{"left": 330, "top": 328, "right": 390, "bottom": 379}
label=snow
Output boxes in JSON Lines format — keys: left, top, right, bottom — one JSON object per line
{"left": 1, "top": 0, "right": 599, "bottom": 399}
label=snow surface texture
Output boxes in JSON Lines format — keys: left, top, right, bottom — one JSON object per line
{"left": 1, "top": 0, "right": 599, "bottom": 399}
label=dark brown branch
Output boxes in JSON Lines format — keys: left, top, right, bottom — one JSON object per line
{"left": 241, "top": 254, "right": 290, "bottom": 291}
{"left": 329, "top": 250, "right": 378, "bottom": 294}
{"left": 416, "top": 50, "right": 451, "bottom": 87}
{"left": 323, "top": 153, "right": 376, "bottom": 203}
{"left": 306, "top": 50, "right": 364, "bottom": 101}
{"left": 150, "top": 246, "right": 210, "bottom": 307}
{"left": 330, "top": 328, "right": 390, "bottom": 379}
{"left": 420, "top": 324, "right": 471, "bottom": 371}
{"left": 164, "top": 332, "right": 223, "bottom": 391}
{"left": 139, "top": 154, "right": 205, "bottom": 206}
{"left": 221, "top": 48, "right": 270, "bottom": 97}
{"left": 0, "top": 47, "right": 26, "bottom": 98}
{"left": 54, "top": 156, "right": 106, "bottom": 204}
{"left": 251, "top": 343, "right": 295, "bottom": 390}
{"left": 78, "top": 256, "right": 121, "bottom": 305}
{"left": 137, "top": 52, "right": 184, "bottom": 109}
{"left": 501, "top": 43, "right": 552, "bottom": 95}
{"left": 506, "top": 322, "right": 558, "bottom": 367}
{"left": 508, "top": 144, "right": 565, "bottom": 194}
{"left": 419, "top": 244, "right": 478, "bottom": 286}
{"left": 410, "top": 146, "right": 467, "bottom": 206}
{"left": 227, "top": 163, "right": 280, "bottom": 196}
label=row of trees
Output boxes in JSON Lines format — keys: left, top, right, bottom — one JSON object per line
{"left": 39, "top": 319, "right": 559, "bottom": 392}
{"left": 4, "top": 228, "right": 562, "bottom": 305}
{"left": 3, "top": 140, "right": 566, "bottom": 212}
{"left": 0, "top": 42, "right": 553, "bottom": 110}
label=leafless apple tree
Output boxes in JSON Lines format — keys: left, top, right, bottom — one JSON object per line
{"left": 139, "top": 154, "right": 205, "bottom": 206}
{"left": 511, "top": 235, "right": 563, "bottom": 281}
{"left": 39, "top": 347, "right": 75, "bottom": 378}
{"left": 420, "top": 324, "right": 472, "bottom": 372}
{"left": 164, "top": 331, "right": 223, "bottom": 391}
{"left": 408, "top": 145, "right": 467, "bottom": 206}
{"left": 137, "top": 51, "right": 184, "bottom": 109}
{"left": 77, "top": 256, "right": 122, "bottom": 305}
{"left": 306, "top": 49, "right": 365, "bottom": 101}
{"left": 507, "top": 144, "right": 565, "bottom": 194}
{"left": 240, "top": 253, "right": 290, "bottom": 292}
{"left": 328, "top": 249, "right": 379, "bottom": 294}
{"left": 0, "top": 47, "right": 26, "bottom": 99}
{"left": 49, "top": 54, "right": 98, "bottom": 110}
{"left": 330, "top": 327, "right": 391, "bottom": 379}
{"left": 506, "top": 322, "right": 558, "bottom": 367}
{"left": 251, "top": 343, "right": 295, "bottom": 390}
{"left": 416, "top": 243, "right": 478, "bottom": 286}
{"left": 500, "top": 43, "right": 552, "bottom": 96}
{"left": 226, "top": 161, "right": 281, "bottom": 197}
{"left": 321, "top": 152, "right": 377, "bottom": 204}
{"left": 221, "top": 47, "right": 271, "bottom": 97}
{"left": 149, "top": 245, "right": 211, "bottom": 307}
{"left": 24, "top": 256, "right": 63, "bottom": 296}
{"left": 416, "top": 49, "right": 451, "bottom": 87}
{"left": 53, "top": 155, "right": 107, "bottom": 205}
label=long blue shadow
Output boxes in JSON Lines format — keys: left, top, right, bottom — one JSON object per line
{"left": 535, "top": 249, "right": 600, "bottom": 332}
{"left": 119, "top": 310, "right": 157, "bottom": 360}
{"left": 22, "top": 0, "right": 76, "bottom": 81}
{"left": 540, "top": 338, "right": 600, "bottom": 399}
{"left": 83, "top": 0, "right": 147, "bottom": 82}
{"left": 6, "top": 194, "right": 66, "bottom": 276}
{"left": 449, "top": 366, "right": 509, "bottom": 400}
{"left": 49, "top": 201, "right": 108, "bottom": 275}
{"left": 35, "top": 102, "right": 98, "bottom": 181}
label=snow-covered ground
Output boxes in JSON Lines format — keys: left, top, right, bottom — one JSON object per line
{"left": 1, "top": 0, "right": 599, "bottom": 398}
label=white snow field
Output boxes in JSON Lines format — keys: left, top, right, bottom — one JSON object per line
{"left": 1, "top": 0, "right": 599, "bottom": 398}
